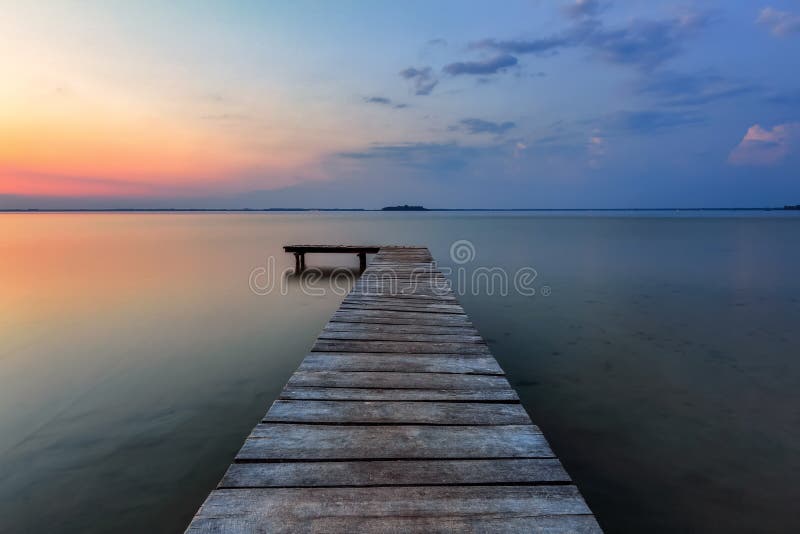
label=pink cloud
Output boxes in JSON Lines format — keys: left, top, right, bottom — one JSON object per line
{"left": 757, "top": 7, "right": 800, "bottom": 36}
{"left": 728, "top": 123, "right": 800, "bottom": 166}
{"left": 587, "top": 132, "right": 606, "bottom": 168}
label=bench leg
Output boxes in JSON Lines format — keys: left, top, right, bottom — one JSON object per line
{"left": 300, "top": 253, "right": 306, "bottom": 271}
{"left": 358, "top": 252, "right": 367, "bottom": 272}
{"left": 294, "top": 253, "right": 301, "bottom": 274}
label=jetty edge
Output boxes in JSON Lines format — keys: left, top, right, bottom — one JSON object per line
{"left": 187, "top": 245, "right": 601, "bottom": 533}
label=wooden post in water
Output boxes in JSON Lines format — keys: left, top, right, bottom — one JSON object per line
{"left": 188, "top": 245, "right": 601, "bottom": 532}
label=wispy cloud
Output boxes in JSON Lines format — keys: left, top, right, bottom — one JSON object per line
{"left": 471, "top": 36, "right": 570, "bottom": 56}
{"left": 635, "top": 70, "right": 757, "bottom": 106}
{"left": 563, "top": 0, "right": 604, "bottom": 20}
{"left": 453, "top": 118, "right": 516, "bottom": 135}
{"left": 472, "top": 10, "right": 712, "bottom": 71}
{"left": 765, "top": 89, "right": 800, "bottom": 106}
{"left": 337, "top": 142, "right": 497, "bottom": 173}
{"left": 586, "top": 14, "right": 711, "bottom": 69}
{"left": 363, "top": 96, "right": 408, "bottom": 108}
{"left": 757, "top": 7, "right": 800, "bottom": 36}
{"left": 443, "top": 54, "right": 518, "bottom": 76}
{"left": 399, "top": 66, "right": 438, "bottom": 95}
{"left": 364, "top": 96, "right": 391, "bottom": 105}
{"left": 729, "top": 123, "right": 800, "bottom": 165}
{"left": 602, "top": 109, "right": 705, "bottom": 133}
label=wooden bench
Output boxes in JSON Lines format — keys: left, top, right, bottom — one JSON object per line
{"left": 283, "top": 245, "right": 381, "bottom": 272}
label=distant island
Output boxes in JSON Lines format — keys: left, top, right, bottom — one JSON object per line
{"left": 785, "top": 205, "right": 800, "bottom": 210}
{"left": 381, "top": 205, "right": 428, "bottom": 211}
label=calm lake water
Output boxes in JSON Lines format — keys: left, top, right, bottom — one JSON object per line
{"left": 2, "top": 212, "right": 799, "bottom": 533}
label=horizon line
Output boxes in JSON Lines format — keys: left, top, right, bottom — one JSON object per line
{"left": 2, "top": 206, "right": 799, "bottom": 213}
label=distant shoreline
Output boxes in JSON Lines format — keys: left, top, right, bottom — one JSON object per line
{"left": 1, "top": 207, "right": 799, "bottom": 213}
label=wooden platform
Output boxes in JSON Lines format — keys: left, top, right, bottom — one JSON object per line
{"left": 187, "top": 246, "right": 601, "bottom": 533}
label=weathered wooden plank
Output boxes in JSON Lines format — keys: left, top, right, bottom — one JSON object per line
{"left": 220, "top": 458, "right": 570, "bottom": 488}
{"left": 368, "top": 261, "right": 437, "bottom": 266}
{"left": 323, "top": 322, "right": 478, "bottom": 335}
{"left": 342, "top": 297, "right": 461, "bottom": 308}
{"left": 338, "top": 304, "right": 466, "bottom": 315}
{"left": 318, "top": 330, "right": 484, "bottom": 343}
{"left": 333, "top": 308, "right": 468, "bottom": 318}
{"left": 346, "top": 297, "right": 458, "bottom": 305}
{"left": 346, "top": 292, "right": 457, "bottom": 301}
{"left": 345, "top": 296, "right": 455, "bottom": 307}
{"left": 350, "top": 289, "right": 453, "bottom": 298}
{"left": 360, "top": 264, "right": 439, "bottom": 268}
{"left": 367, "top": 263, "right": 437, "bottom": 266}
{"left": 359, "top": 267, "right": 442, "bottom": 272}
{"left": 338, "top": 306, "right": 466, "bottom": 316}
{"left": 363, "top": 270, "right": 440, "bottom": 274}
{"left": 355, "top": 279, "right": 447, "bottom": 285}
{"left": 238, "top": 424, "right": 552, "bottom": 460}
{"left": 331, "top": 314, "right": 468, "bottom": 323}
{"left": 189, "top": 510, "right": 601, "bottom": 533}
{"left": 348, "top": 295, "right": 458, "bottom": 303}
{"left": 362, "top": 261, "right": 437, "bottom": 265}
{"left": 355, "top": 274, "right": 446, "bottom": 280}
{"left": 356, "top": 278, "right": 446, "bottom": 283}
{"left": 354, "top": 288, "right": 455, "bottom": 303}
{"left": 371, "top": 249, "right": 430, "bottom": 253}
{"left": 263, "top": 400, "right": 531, "bottom": 425}
{"left": 299, "top": 354, "right": 504, "bottom": 374}
{"left": 354, "top": 279, "right": 450, "bottom": 285}
{"left": 287, "top": 371, "right": 512, "bottom": 390}
{"left": 356, "top": 273, "right": 443, "bottom": 277}
{"left": 331, "top": 311, "right": 472, "bottom": 327}
{"left": 312, "top": 339, "right": 490, "bottom": 355}
{"left": 364, "top": 270, "right": 441, "bottom": 273}
{"left": 354, "top": 278, "right": 447, "bottom": 285}
{"left": 279, "top": 387, "right": 520, "bottom": 402}
{"left": 188, "top": 486, "right": 598, "bottom": 534}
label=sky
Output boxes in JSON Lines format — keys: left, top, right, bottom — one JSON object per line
{"left": 1, "top": 0, "right": 799, "bottom": 209}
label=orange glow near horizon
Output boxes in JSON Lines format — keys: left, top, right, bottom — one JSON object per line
{"left": 0, "top": 96, "right": 325, "bottom": 197}
{"left": 0, "top": 3, "right": 401, "bottom": 203}
{"left": 0, "top": 51, "right": 335, "bottom": 199}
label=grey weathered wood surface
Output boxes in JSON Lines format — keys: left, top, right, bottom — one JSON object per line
{"left": 187, "top": 246, "right": 601, "bottom": 533}
{"left": 299, "top": 353, "right": 504, "bottom": 374}
{"left": 220, "top": 458, "right": 571, "bottom": 487}
{"left": 191, "top": 486, "right": 598, "bottom": 533}
{"left": 286, "top": 370, "right": 512, "bottom": 389}
{"left": 239, "top": 424, "right": 552, "bottom": 460}
{"left": 319, "top": 330, "right": 484, "bottom": 342}
{"left": 278, "top": 386, "right": 520, "bottom": 402}
{"left": 263, "top": 400, "right": 531, "bottom": 425}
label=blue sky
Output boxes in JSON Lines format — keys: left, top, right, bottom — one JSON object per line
{"left": 1, "top": 0, "right": 799, "bottom": 208}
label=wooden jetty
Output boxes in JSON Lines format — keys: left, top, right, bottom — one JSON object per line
{"left": 187, "top": 246, "right": 601, "bottom": 533}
